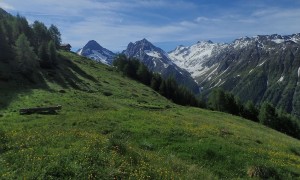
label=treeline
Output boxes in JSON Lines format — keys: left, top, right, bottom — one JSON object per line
{"left": 0, "top": 10, "right": 61, "bottom": 76}
{"left": 113, "top": 55, "right": 300, "bottom": 139}
{"left": 113, "top": 54, "right": 203, "bottom": 107}
{"left": 208, "top": 88, "right": 300, "bottom": 139}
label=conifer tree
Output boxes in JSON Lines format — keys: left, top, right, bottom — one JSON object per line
{"left": 208, "top": 88, "right": 226, "bottom": 111}
{"left": 242, "top": 101, "right": 259, "bottom": 122}
{"left": 137, "top": 63, "right": 151, "bottom": 85}
{"left": 48, "top": 40, "right": 57, "bottom": 66}
{"left": 258, "top": 102, "right": 278, "bottom": 128}
{"left": 38, "top": 42, "right": 49, "bottom": 68}
{"left": 48, "top": 24, "right": 61, "bottom": 48}
{"left": 14, "top": 34, "right": 38, "bottom": 74}
{"left": 32, "top": 21, "right": 50, "bottom": 50}
{"left": 150, "top": 73, "right": 162, "bottom": 91}
{"left": 0, "top": 24, "right": 12, "bottom": 62}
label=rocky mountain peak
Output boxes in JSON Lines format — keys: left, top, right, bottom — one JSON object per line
{"left": 77, "top": 40, "right": 116, "bottom": 65}
{"left": 84, "top": 40, "right": 103, "bottom": 50}
{"left": 197, "top": 40, "right": 214, "bottom": 44}
{"left": 123, "top": 39, "right": 200, "bottom": 94}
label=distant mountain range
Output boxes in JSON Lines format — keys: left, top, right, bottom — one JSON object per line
{"left": 77, "top": 39, "right": 199, "bottom": 93}
{"left": 78, "top": 34, "right": 300, "bottom": 116}
{"left": 169, "top": 34, "right": 300, "bottom": 116}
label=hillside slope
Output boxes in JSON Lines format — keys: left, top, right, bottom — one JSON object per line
{"left": 169, "top": 34, "right": 300, "bottom": 116}
{"left": 0, "top": 51, "right": 300, "bottom": 179}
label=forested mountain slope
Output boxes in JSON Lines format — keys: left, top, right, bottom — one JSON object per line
{"left": 169, "top": 35, "right": 300, "bottom": 116}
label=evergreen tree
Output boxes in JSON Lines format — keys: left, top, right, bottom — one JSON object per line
{"left": 276, "top": 111, "right": 300, "bottom": 139}
{"left": 235, "top": 97, "right": 244, "bottom": 116}
{"left": 224, "top": 92, "right": 239, "bottom": 115}
{"left": 38, "top": 42, "right": 49, "bottom": 68}
{"left": 159, "top": 80, "right": 167, "bottom": 96}
{"left": 113, "top": 54, "right": 128, "bottom": 71}
{"left": 137, "top": 63, "right": 151, "bottom": 85}
{"left": 32, "top": 21, "right": 50, "bottom": 50}
{"left": 14, "top": 34, "right": 38, "bottom": 74}
{"left": 150, "top": 73, "right": 162, "bottom": 91}
{"left": 48, "top": 24, "right": 61, "bottom": 48}
{"left": 208, "top": 88, "right": 226, "bottom": 111}
{"left": 1, "top": 20, "right": 14, "bottom": 45}
{"left": 258, "top": 102, "right": 278, "bottom": 128}
{"left": 15, "top": 15, "right": 33, "bottom": 42}
{"left": 0, "top": 24, "right": 12, "bottom": 62}
{"left": 165, "top": 77, "right": 177, "bottom": 99}
{"left": 48, "top": 40, "right": 57, "bottom": 66}
{"left": 242, "top": 101, "right": 259, "bottom": 122}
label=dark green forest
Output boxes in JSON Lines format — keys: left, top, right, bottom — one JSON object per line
{"left": 0, "top": 9, "right": 61, "bottom": 79}
{"left": 113, "top": 54, "right": 202, "bottom": 107}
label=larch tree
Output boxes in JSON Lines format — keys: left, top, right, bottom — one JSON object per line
{"left": 14, "top": 34, "right": 38, "bottom": 74}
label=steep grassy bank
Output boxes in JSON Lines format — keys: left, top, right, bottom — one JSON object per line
{"left": 0, "top": 51, "right": 300, "bottom": 179}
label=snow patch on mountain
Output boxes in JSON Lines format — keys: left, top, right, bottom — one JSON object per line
{"left": 258, "top": 60, "right": 266, "bottom": 66}
{"left": 77, "top": 48, "right": 83, "bottom": 55}
{"left": 272, "top": 39, "right": 285, "bottom": 44}
{"left": 145, "top": 50, "right": 161, "bottom": 58}
{"left": 153, "top": 61, "right": 156, "bottom": 67}
{"left": 169, "top": 41, "right": 226, "bottom": 78}
{"left": 233, "top": 37, "right": 251, "bottom": 49}
{"left": 88, "top": 50, "right": 108, "bottom": 64}
{"left": 278, "top": 76, "right": 284, "bottom": 82}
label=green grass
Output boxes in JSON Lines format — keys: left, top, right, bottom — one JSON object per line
{"left": 0, "top": 51, "right": 300, "bottom": 179}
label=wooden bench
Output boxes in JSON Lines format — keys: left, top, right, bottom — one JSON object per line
{"left": 19, "top": 105, "right": 62, "bottom": 115}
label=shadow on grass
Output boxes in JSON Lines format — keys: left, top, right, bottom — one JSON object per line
{"left": 0, "top": 53, "right": 98, "bottom": 111}
{"left": 0, "top": 69, "right": 51, "bottom": 111}
{"left": 45, "top": 55, "right": 98, "bottom": 90}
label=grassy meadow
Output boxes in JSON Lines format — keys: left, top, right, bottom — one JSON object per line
{"left": 0, "top": 51, "right": 300, "bottom": 179}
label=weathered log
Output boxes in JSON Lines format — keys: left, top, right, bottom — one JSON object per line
{"left": 19, "top": 105, "right": 62, "bottom": 115}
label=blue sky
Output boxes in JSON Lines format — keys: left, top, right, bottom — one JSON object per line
{"left": 1, "top": 0, "right": 300, "bottom": 52}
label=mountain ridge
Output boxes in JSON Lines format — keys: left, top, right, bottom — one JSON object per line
{"left": 169, "top": 33, "right": 300, "bottom": 116}
{"left": 76, "top": 33, "right": 300, "bottom": 115}
{"left": 122, "top": 38, "right": 200, "bottom": 93}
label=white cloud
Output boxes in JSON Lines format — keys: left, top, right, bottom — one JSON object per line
{"left": 0, "top": 2, "right": 15, "bottom": 10}
{"left": 3, "top": 0, "right": 300, "bottom": 52}
{"left": 195, "top": 16, "right": 221, "bottom": 23}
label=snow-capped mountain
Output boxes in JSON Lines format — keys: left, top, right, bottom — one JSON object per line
{"left": 77, "top": 40, "right": 116, "bottom": 65}
{"left": 169, "top": 33, "right": 300, "bottom": 116}
{"left": 169, "top": 40, "right": 228, "bottom": 78}
{"left": 122, "top": 38, "right": 200, "bottom": 93}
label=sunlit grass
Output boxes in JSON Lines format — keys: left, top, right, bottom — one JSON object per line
{"left": 0, "top": 51, "right": 299, "bottom": 179}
